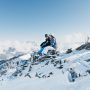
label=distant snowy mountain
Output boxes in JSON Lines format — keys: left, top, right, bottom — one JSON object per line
{"left": 0, "top": 40, "right": 39, "bottom": 53}
{"left": 0, "top": 41, "right": 39, "bottom": 60}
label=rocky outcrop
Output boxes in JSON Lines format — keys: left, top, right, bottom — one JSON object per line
{"left": 76, "top": 43, "right": 90, "bottom": 50}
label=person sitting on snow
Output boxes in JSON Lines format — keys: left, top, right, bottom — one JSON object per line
{"left": 38, "top": 34, "right": 57, "bottom": 55}
{"left": 38, "top": 34, "right": 51, "bottom": 55}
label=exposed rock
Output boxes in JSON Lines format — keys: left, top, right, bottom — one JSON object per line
{"left": 66, "top": 48, "right": 72, "bottom": 54}
{"left": 25, "top": 73, "right": 31, "bottom": 78}
{"left": 76, "top": 43, "right": 90, "bottom": 50}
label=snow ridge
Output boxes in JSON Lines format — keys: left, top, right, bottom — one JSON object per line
{"left": 0, "top": 41, "right": 90, "bottom": 90}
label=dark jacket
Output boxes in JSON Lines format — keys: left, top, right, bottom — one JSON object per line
{"left": 40, "top": 37, "right": 51, "bottom": 48}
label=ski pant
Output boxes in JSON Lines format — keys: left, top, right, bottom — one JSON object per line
{"left": 38, "top": 48, "right": 44, "bottom": 54}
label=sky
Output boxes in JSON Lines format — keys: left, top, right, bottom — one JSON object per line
{"left": 0, "top": 0, "right": 90, "bottom": 42}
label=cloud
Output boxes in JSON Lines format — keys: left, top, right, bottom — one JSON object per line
{"left": 57, "top": 32, "right": 90, "bottom": 51}
{"left": 0, "top": 32, "right": 90, "bottom": 53}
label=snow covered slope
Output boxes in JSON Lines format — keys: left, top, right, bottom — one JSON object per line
{"left": 0, "top": 41, "right": 90, "bottom": 90}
